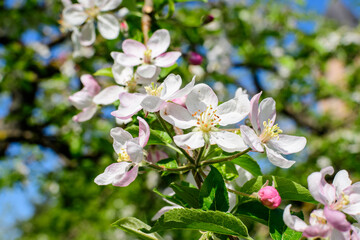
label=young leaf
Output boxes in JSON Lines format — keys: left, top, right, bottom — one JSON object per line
{"left": 157, "top": 158, "right": 178, "bottom": 169}
{"left": 125, "top": 125, "right": 172, "bottom": 146}
{"left": 231, "top": 155, "right": 262, "bottom": 177}
{"left": 159, "top": 64, "right": 178, "bottom": 78}
{"left": 214, "top": 162, "right": 239, "bottom": 181}
{"left": 269, "top": 209, "right": 303, "bottom": 240}
{"left": 170, "top": 182, "right": 200, "bottom": 208}
{"left": 149, "top": 208, "right": 251, "bottom": 239}
{"left": 93, "top": 67, "right": 113, "bottom": 77}
{"left": 112, "top": 217, "right": 163, "bottom": 240}
{"left": 199, "top": 166, "right": 229, "bottom": 212}
{"left": 153, "top": 188, "right": 185, "bottom": 207}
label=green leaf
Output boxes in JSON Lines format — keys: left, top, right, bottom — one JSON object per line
{"left": 112, "top": 217, "right": 163, "bottom": 240}
{"left": 125, "top": 125, "right": 172, "bottom": 146}
{"left": 149, "top": 208, "right": 251, "bottom": 239}
{"left": 93, "top": 67, "right": 113, "bottom": 77}
{"left": 214, "top": 162, "right": 239, "bottom": 181}
{"left": 239, "top": 176, "right": 316, "bottom": 204}
{"left": 170, "top": 182, "right": 200, "bottom": 208}
{"left": 157, "top": 158, "right": 178, "bottom": 169}
{"left": 153, "top": 188, "right": 185, "bottom": 207}
{"left": 234, "top": 201, "right": 270, "bottom": 225}
{"left": 159, "top": 64, "right": 178, "bottom": 78}
{"left": 269, "top": 209, "right": 302, "bottom": 240}
{"left": 231, "top": 154, "right": 262, "bottom": 177}
{"left": 199, "top": 166, "right": 229, "bottom": 212}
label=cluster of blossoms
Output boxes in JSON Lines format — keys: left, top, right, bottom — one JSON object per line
{"left": 284, "top": 166, "right": 360, "bottom": 239}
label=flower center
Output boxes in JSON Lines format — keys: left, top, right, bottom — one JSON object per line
{"left": 259, "top": 119, "right": 283, "bottom": 143}
{"left": 332, "top": 193, "right": 350, "bottom": 210}
{"left": 85, "top": 7, "right": 100, "bottom": 19}
{"left": 144, "top": 49, "right": 152, "bottom": 64}
{"left": 117, "top": 147, "right": 130, "bottom": 162}
{"left": 193, "top": 105, "right": 221, "bottom": 132}
{"left": 144, "top": 82, "right": 163, "bottom": 96}
{"left": 310, "top": 213, "right": 327, "bottom": 225}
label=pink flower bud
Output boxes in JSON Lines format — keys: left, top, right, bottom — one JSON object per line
{"left": 120, "top": 21, "right": 129, "bottom": 32}
{"left": 258, "top": 186, "right": 281, "bottom": 209}
{"left": 189, "top": 52, "right": 203, "bottom": 65}
{"left": 202, "top": 15, "right": 214, "bottom": 25}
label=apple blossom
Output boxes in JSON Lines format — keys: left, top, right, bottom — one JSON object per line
{"left": 160, "top": 83, "right": 250, "bottom": 152}
{"left": 62, "top": 0, "right": 122, "bottom": 46}
{"left": 94, "top": 117, "right": 150, "bottom": 187}
{"left": 111, "top": 74, "right": 195, "bottom": 119}
{"left": 111, "top": 29, "right": 181, "bottom": 78}
{"left": 258, "top": 186, "right": 281, "bottom": 209}
{"left": 69, "top": 74, "right": 124, "bottom": 122}
{"left": 308, "top": 166, "right": 360, "bottom": 217}
{"left": 240, "top": 92, "right": 306, "bottom": 168}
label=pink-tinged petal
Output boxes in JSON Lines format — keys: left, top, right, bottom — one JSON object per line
{"left": 97, "top": 13, "right": 120, "bottom": 40}
{"left": 166, "top": 76, "right": 196, "bottom": 102}
{"left": 186, "top": 83, "right": 218, "bottom": 115}
{"left": 73, "top": 104, "right": 97, "bottom": 122}
{"left": 126, "top": 142, "right": 143, "bottom": 164}
{"left": 97, "top": 0, "right": 122, "bottom": 11}
{"left": 147, "top": 150, "right": 168, "bottom": 163}
{"left": 308, "top": 167, "right": 336, "bottom": 205}
{"left": 160, "top": 102, "right": 196, "bottom": 129}
{"left": 136, "top": 64, "right": 157, "bottom": 79}
{"left": 330, "top": 229, "right": 351, "bottom": 240}
{"left": 209, "top": 131, "right": 248, "bottom": 153}
{"left": 351, "top": 226, "right": 360, "bottom": 240}
{"left": 174, "top": 131, "right": 204, "bottom": 150}
{"left": 110, "top": 127, "right": 133, "bottom": 154}
{"left": 324, "top": 206, "right": 351, "bottom": 232}
{"left": 80, "top": 21, "right": 96, "bottom": 46}
{"left": 111, "top": 92, "right": 146, "bottom": 119}
{"left": 63, "top": 4, "right": 87, "bottom": 26}
{"left": 122, "top": 39, "right": 146, "bottom": 58}
{"left": 112, "top": 64, "right": 133, "bottom": 85}
{"left": 78, "top": 0, "right": 95, "bottom": 8}
{"left": 240, "top": 125, "right": 264, "bottom": 152}
{"left": 93, "top": 86, "right": 125, "bottom": 105}
{"left": 216, "top": 95, "right": 250, "bottom": 126}
{"left": 147, "top": 29, "right": 170, "bottom": 58}
{"left": 160, "top": 74, "right": 182, "bottom": 100}
{"left": 154, "top": 51, "right": 181, "bottom": 67}
{"left": 113, "top": 165, "right": 139, "bottom": 187}
{"left": 141, "top": 96, "right": 165, "bottom": 112}
{"left": 249, "top": 92, "right": 262, "bottom": 133}
{"left": 259, "top": 97, "right": 276, "bottom": 132}
{"left": 267, "top": 135, "right": 306, "bottom": 155}
{"left": 264, "top": 145, "right": 295, "bottom": 168}
{"left": 80, "top": 74, "right": 101, "bottom": 96}
{"left": 94, "top": 162, "right": 129, "bottom": 185}
{"left": 114, "top": 52, "right": 143, "bottom": 67}
{"left": 137, "top": 117, "right": 150, "bottom": 147}
{"left": 151, "top": 206, "right": 182, "bottom": 221}
{"left": 283, "top": 205, "right": 308, "bottom": 232}
{"left": 69, "top": 90, "right": 93, "bottom": 109}
{"left": 333, "top": 170, "right": 352, "bottom": 195}
{"left": 303, "top": 225, "right": 332, "bottom": 238}
{"left": 342, "top": 202, "right": 360, "bottom": 215}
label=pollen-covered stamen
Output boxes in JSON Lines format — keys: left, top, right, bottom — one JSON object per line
{"left": 193, "top": 105, "right": 221, "bottom": 132}
{"left": 143, "top": 49, "right": 152, "bottom": 64}
{"left": 332, "top": 193, "right": 350, "bottom": 210}
{"left": 311, "top": 213, "right": 327, "bottom": 225}
{"left": 144, "top": 82, "right": 163, "bottom": 96}
{"left": 85, "top": 7, "right": 100, "bottom": 18}
{"left": 259, "top": 119, "right": 283, "bottom": 143}
{"left": 117, "top": 147, "right": 130, "bottom": 162}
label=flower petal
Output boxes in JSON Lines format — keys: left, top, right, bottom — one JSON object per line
{"left": 174, "top": 131, "right": 204, "bottom": 150}
{"left": 69, "top": 90, "right": 93, "bottom": 109}
{"left": 127, "top": 142, "right": 144, "bottom": 164}
{"left": 110, "top": 127, "right": 133, "bottom": 154}
{"left": 122, "top": 39, "right": 146, "bottom": 58}
{"left": 111, "top": 92, "right": 145, "bottom": 119}
{"left": 147, "top": 29, "right": 170, "bottom": 58}
{"left": 73, "top": 104, "right": 97, "bottom": 122}
{"left": 165, "top": 75, "right": 195, "bottom": 101}
{"left": 160, "top": 74, "right": 182, "bottom": 100}
{"left": 141, "top": 96, "right": 165, "bottom": 112}
{"left": 136, "top": 64, "right": 157, "bottom": 80}
{"left": 97, "top": 13, "right": 120, "bottom": 40}
{"left": 80, "top": 74, "right": 101, "bottom": 96}
{"left": 113, "top": 52, "right": 143, "bottom": 67}
{"left": 137, "top": 116, "right": 150, "bottom": 147}
{"left": 240, "top": 125, "right": 264, "bottom": 152}
{"left": 283, "top": 205, "right": 308, "bottom": 232}
{"left": 79, "top": 0, "right": 95, "bottom": 8}
{"left": 264, "top": 145, "right": 295, "bottom": 168}
{"left": 113, "top": 165, "right": 139, "bottom": 187}
{"left": 259, "top": 97, "right": 276, "bottom": 132}
{"left": 97, "top": 0, "right": 122, "bottom": 11}
{"left": 63, "top": 4, "right": 87, "bottom": 26}
{"left": 249, "top": 92, "right": 262, "bottom": 133}
{"left": 333, "top": 170, "right": 352, "bottom": 195}
{"left": 160, "top": 102, "right": 196, "bottom": 129}
{"left": 93, "top": 85, "right": 125, "bottom": 105}
{"left": 216, "top": 95, "right": 250, "bottom": 126}
{"left": 307, "top": 167, "right": 335, "bottom": 205}
{"left": 330, "top": 229, "right": 350, "bottom": 240}
{"left": 80, "top": 21, "right": 96, "bottom": 46}
{"left": 186, "top": 83, "right": 218, "bottom": 115}
{"left": 210, "top": 131, "right": 248, "bottom": 153}
{"left": 94, "top": 162, "right": 129, "bottom": 185}
{"left": 267, "top": 135, "right": 306, "bottom": 155}
{"left": 112, "top": 63, "right": 134, "bottom": 85}
{"left": 154, "top": 51, "right": 181, "bottom": 67}
{"left": 324, "top": 206, "right": 351, "bottom": 232}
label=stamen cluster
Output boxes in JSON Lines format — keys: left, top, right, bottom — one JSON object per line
{"left": 259, "top": 119, "right": 283, "bottom": 143}
{"left": 193, "top": 105, "right": 221, "bottom": 132}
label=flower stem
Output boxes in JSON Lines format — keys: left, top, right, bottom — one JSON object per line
{"left": 227, "top": 188, "right": 255, "bottom": 198}
{"left": 147, "top": 162, "right": 193, "bottom": 172}
{"left": 200, "top": 148, "right": 251, "bottom": 166}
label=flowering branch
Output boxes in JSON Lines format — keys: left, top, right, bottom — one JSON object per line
{"left": 142, "top": 0, "right": 153, "bottom": 45}
{"left": 200, "top": 148, "right": 251, "bottom": 167}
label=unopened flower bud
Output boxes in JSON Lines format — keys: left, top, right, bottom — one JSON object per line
{"left": 258, "top": 186, "right": 281, "bottom": 209}
{"left": 202, "top": 14, "right": 214, "bottom": 25}
{"left": 120, "top": 21, "right": 129, "bottom": 33}
{"left": 189, "top": 52, "right": 203, "bottom": 65}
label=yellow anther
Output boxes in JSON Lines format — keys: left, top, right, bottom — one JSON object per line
{"left": 310, "top": 213, "right": 327, "bottom": 225}
{"left": 144, "top": 49, "right": 152, "bottom": 64}
{"left": 195, "top": 105, "right": 221, "bottom": 132}
{"left": 144, "top": 82, "right": 163, "bottom": 96}
{"left": 85, "top": 7, "right": 100, "bottom": 18}
{"left": 117, "top": 148, "right": 130, "bottom": 162}
{"left": 259, "top": 119, "right": 283, "bottom": 143}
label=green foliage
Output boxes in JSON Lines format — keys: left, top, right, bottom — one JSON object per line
{"left": 125, "top": 125, "right": 172, "bottom": 145}
{"left": 113, "top": 217, "right": 163, "bottom": 240}
{"left": 149, "top": 208, "right": 251, "bottom": 239}
{"left": 231, "top": 154, "right": 263, "bottom": 177}
{"left": 269, "top": 210, "right": 302, "bottom": 240}
{"left": 93, "top": 67, "right": 113, "bottom": 78}
{"left": 170, "top": 182, "right": 200, "bottom": 208}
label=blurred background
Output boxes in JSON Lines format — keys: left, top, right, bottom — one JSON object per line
{"left": 1, "top": 0, "right": 360, "bottom": 239}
